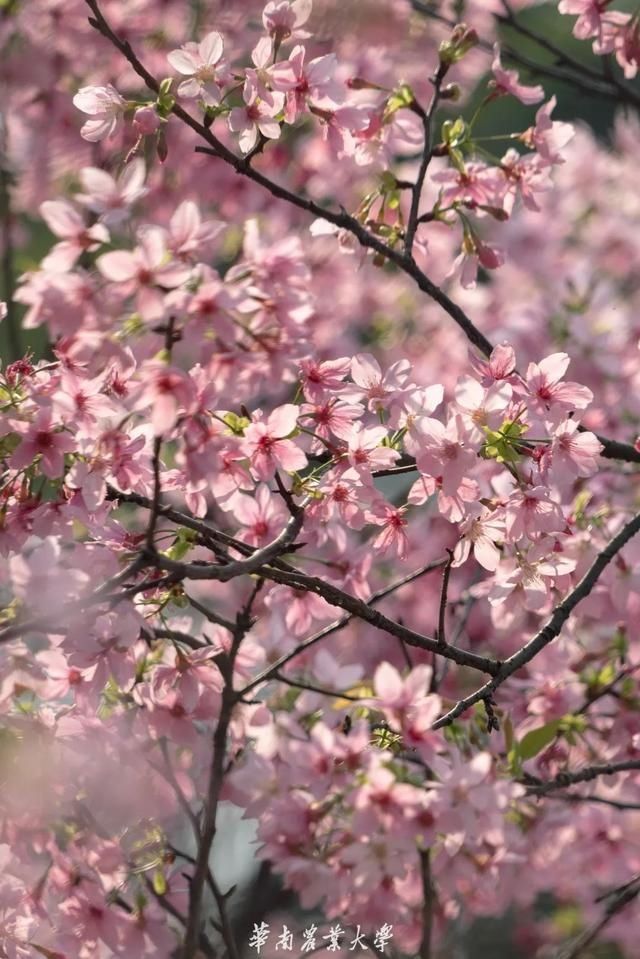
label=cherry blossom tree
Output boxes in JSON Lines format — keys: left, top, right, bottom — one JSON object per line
{"left": 1, "top": 1, "right": 640, "bottom": 958}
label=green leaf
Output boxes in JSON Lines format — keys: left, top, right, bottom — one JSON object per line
{"left": 442, "top": 117, "right": 467, "bottom": 147}
{"left": 480, "top": 419, "right": 528, "bottom": 464}
{"left": 518, "top": 720, "right": 561, "bottom": 761}
{"left": 503, "top": 715, "right": 514, "bottom": 756}
{"left": 165, "top": 527, "right": 197, "bottom": 561}
{"left": 223, "top": 411, "right": 250, "bottom": 435}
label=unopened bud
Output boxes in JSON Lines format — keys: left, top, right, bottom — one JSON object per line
{"left": 133, "top": 105, "right": 160, "bottom": 136}
{"left": 156, "top": 128, "right": 168, "bottom": 163}
{"left": 439, "top": 83, "right": 461, "bottom": 101}
{"left": 439, "top": 23, "right": 479, "bottom": 66}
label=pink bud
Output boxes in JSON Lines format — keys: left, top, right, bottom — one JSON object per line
{"left": 133, "top": 106, "right": 160, "bottom": 136}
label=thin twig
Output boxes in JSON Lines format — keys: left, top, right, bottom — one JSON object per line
{"left": 405, "top": 62, "right": 447, "bottom": 253}
{"left": 273, "top": 671, "right": 364, "bottom": 701}
{"left": 433, "top": 511, "right": 640, "bottom": 728}
{"left": 541, "top": 792, "right": 640, "bottom": 812}
{"left": 436, "top": 549, "right": 454, "bottom": 647}
{"left": 497, "top": 0, "right": 640, "bottom": 109}
{"left": 410, "top": 0, "right": 640, "bottom": 107}
{"left": 187, "top": 595, "right": 236, "bottom": 633}
{"left": 239, "top": 558, "right": 449, "bottom": 697}
{"left": 553, "top": 874, "right": 640, "bottom": 959}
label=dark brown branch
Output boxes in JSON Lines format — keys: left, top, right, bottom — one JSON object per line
{"left": 0, "top": 111, "right": 21, "bottom": 361}
{"left": 146, "top": 436, "right": 163, "bottom": 552}
{"left": 182, "top": 586, "right": 260, "bottom": 959}
{"left": 273, "top": 672, "right": 364, "bottom": 701}
{"left": 541, "top": 792, "right": 640, "bottom": 812}
{"left": 238, "top": 559, "right": 449, "bottom": 697}
{"left": 153, "top": 504, "right": 305, "bottom": 581}
{"left": 149, "top": 627, "right": 209, "bottom": 651}
{"left": 436, "top": 549, "right": 454, "bottom": 647}
{"left": 497, "top": 0, "right": 640, "bottom": 109}
{"left": 405, "top": 62, "right": 447, "bottom": 253}
{"left": 433, "top": 511, "right": 640, "bottom": 729}
{"left": 553, "top": 874, "right": 640, "bottom": 959}
{"left": 237, "top": 558, "right": 498, "bottom": 701}
{"left": 187, "top": 595, "right": 236, "bottom": 634}
{"left": 419, "top": 848, "right": 435, "bottom": 959}
{"left": 577, "top": 663, "right": 640, "bottom": 714}
{"left": 524, "top": 759, "right": 640, "bottom": 797}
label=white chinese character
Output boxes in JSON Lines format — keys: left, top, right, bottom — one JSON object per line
{"left": 276, "top": 925, "right": 294, "bottom": 951}
{"left": 373, "top": 925, "right": 393, "bottom": 953}
{"left": 323, "top": 924, "right": 345, "bottom": 952}
{"left": 301, "top": 925, "right": 318, "bottom": 953}
{"left": 349, "top": 926, "right": 369, "bottom": 951}
{"left": 249, "top": 922, "right": 270, "bottom": 954}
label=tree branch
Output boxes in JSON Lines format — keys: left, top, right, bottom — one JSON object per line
{"left": 405, "top": 63, "right": 447, "bottom": 253}
{"left": 432, "top": 511, "right": 640, "bottom": 728}
{"left": 238, "top": 558, "right": 450, "bottom": 697}
{"left": 553, "top": 874, "right": 640, "bottom": 959}
{"left": 524, "top": 759, "right": 640, "bottom": 797}
{"left": 419, "top": 848, "right": 435, "bottom": 959}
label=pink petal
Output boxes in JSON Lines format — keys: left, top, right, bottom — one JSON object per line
{"left": 97, "top": 250, "right": 137, "bottom": 282}
{"left": 167, "top": 48, "right": 199, "bottom": 75}
{"left": 268, "top": 403, "right": 299, "bottom": 437}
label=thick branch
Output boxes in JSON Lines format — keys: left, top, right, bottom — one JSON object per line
{"left": 524, "top": 759, "right": 640, "bottom": 797}
{"left": 151, "top": 502, "right": 304, "bottom": 582}
{"left": 419, "top": 849, "right": 435, "bottom": 959}
{"left": 238, "top": 559, "right": 449, "bottom": 697}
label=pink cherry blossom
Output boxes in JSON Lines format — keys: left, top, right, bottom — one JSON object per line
{"left": 504, "top": 485, "right": 566, "bottom": 542}
{"left": 490, "top": 45, "right": 545, "bottom": 104}
{"left": 97, "top": 226, "right": 191, "bottom": 319}
{"left": 228, "top": 84, "right": 285, "bottom": 154}
{"left": 73, "top": 84, "right": 126, "bottom": 141}
{"left": 299, "top": 356, "right": 351, "bottom": 402}
{"left": 263, "top": 0, "right": 313, "bottom": 41}
{"left": 76, "top": 160, "right": 147, "bottom": 227}
{"left": 453, "top": 503, "right": 506, "bottom": 571}
{"left": 345, "top": 424, "right": 399, "bottom": 478}
{"left": 242, "top": 405, "right": 307, "bottom": 479}
{"left": 526, "top": 352, "right": 593, "bottom": 415}
{"left": 558, "top": 0, "right": 630, "bottom": 53}
{"left": 348, "top": 353, "right": 411, "bottom": 414}
{"left": 271, "top": 45, "right": 345, "bottom": 122}
{"left": 9, "top": 408, "right": 74, "bottom": 478}
{"left": 167, "top": 31, "right": 225, "bottom": 105}
{"left": 167, "top": 200, "right": 225, "bottom": 260}
{"left": 231, "top": 483, "right": 288, "bottom": 546}
{"left": 523, "top": 96, "right": 575, "bottom": 165}
{"left": 545, "top": 419, "right": 603, "bottom": 483}
{"left": 366, "top": 499, "right": 410, "bottom": 559}
{"left": 39, "top": 200, "right": 109, "bottom": 272}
